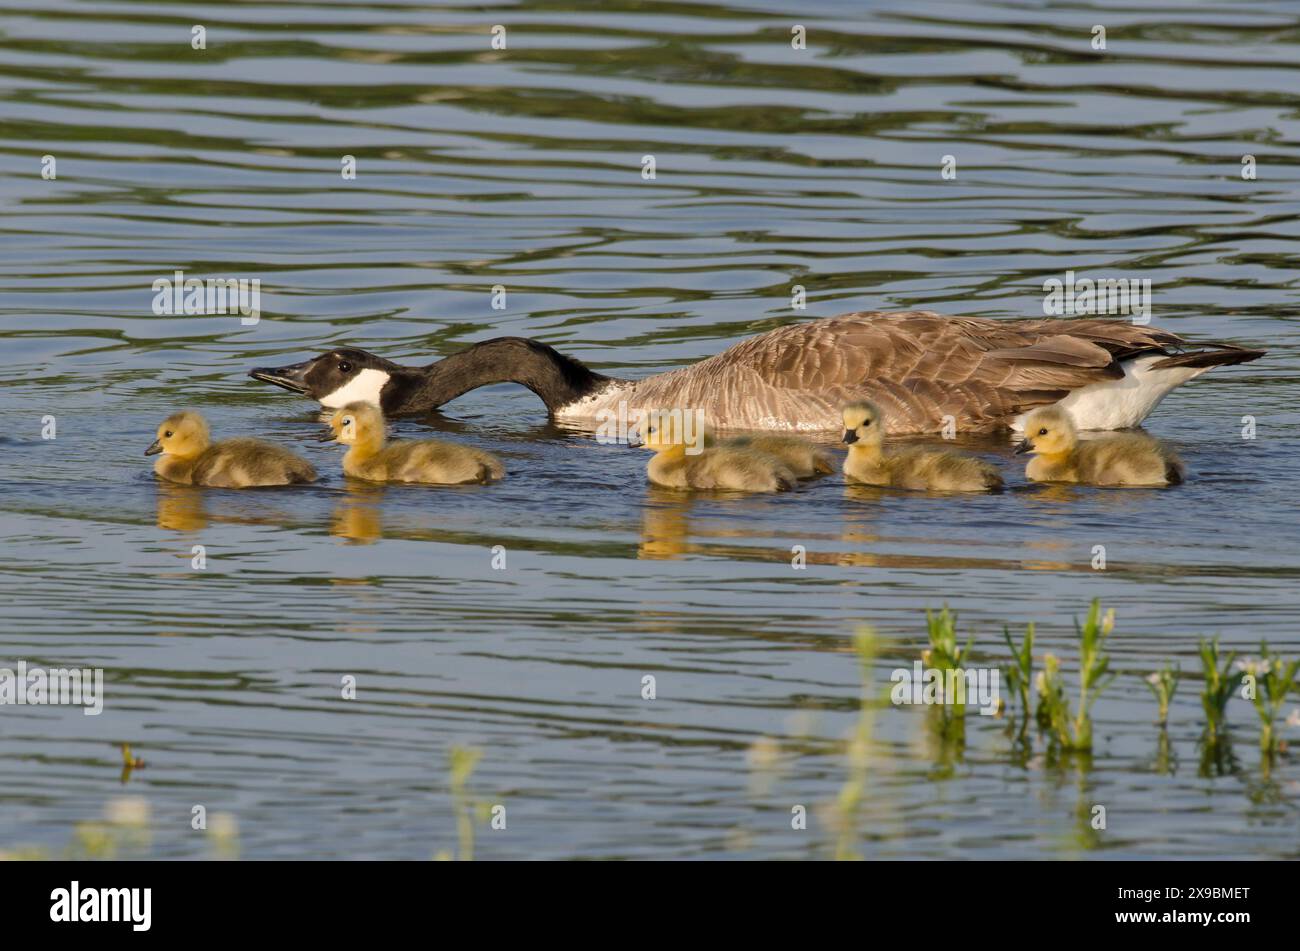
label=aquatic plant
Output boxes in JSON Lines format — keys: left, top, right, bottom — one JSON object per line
{"left": 1144, "top": 664, "right": 1180, "bottom": 727}
{"left": 1001, "top": 621, "right": 1035, "bottom": 718}
{"left": 119, "top": 742, "right": 145, "bottom": 784}
{"left": 1035, "top": 652, "right": 1065, "bottom": 736}
{"left": 1151, "top": 727, "right": 1177, "bottom": 776}
{"left": 435, "top": 745, "right": 484, "bottom": 861}
{"left": 924, "top": 607, "right": 974, "bottom": 729}
{"left": 1, "top": 788, "right": 152, "bottom": 860}
{"left": 1235, "top": 643, "right": 1299, "bottom": 754}
{"left": 1036, "top": 600, "right": 1115, "bottom": 752}
{"left": 70, "top": 796, "right": 151, "bottom": 859}
{"left": 1197, "top": 636, "right": 1240, "bottom": 744}
{"left": 831, "top": 627, "right": 878, "bottom": 861}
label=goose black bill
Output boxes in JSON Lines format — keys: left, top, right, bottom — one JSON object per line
{"left": 248, "top": 360, "right": 313, "bottom": 394}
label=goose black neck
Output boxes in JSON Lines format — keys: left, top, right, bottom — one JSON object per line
{"left": 406, "top": 337, "right": 620, "bottom": 414}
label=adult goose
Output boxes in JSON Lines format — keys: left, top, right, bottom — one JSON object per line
{"left": 249, "top": 310, "right": 1265, "bottom": 434}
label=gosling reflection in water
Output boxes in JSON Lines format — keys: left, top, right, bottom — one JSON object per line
{"left": 638, "top": 490, "right": 792, "bottom": 561}
{"left": 155, "top": 483, "right": 208, "bottom": 532}
{"left": 155, "top": 483, "right": 303, "bottom": 534}
{"left": 638, "top": 490, "right": 694, "bottom": 560}
{"left": 330, "top": 483, "right": 387, "bottom": 544}
{"left": 638, "top": 489, "right": 891, "bottom": 567}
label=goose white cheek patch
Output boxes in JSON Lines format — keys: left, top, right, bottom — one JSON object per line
{"left": 319, "top": 368, "right": 391, "bottom": 408}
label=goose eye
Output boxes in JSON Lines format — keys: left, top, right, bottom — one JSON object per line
{"left": 338, "top": 360, "right": 353, "bottom": 373}
{"left": 1038, "top": 427, "right": 1048, "bottom": 436}
{"left": 863, "top": 419, "right": 871, "bottom": 426}
{"left": 164, "top": 431, "right": 173, "bottom": 438}
{"left": 343, "top": 417, "right": 353, "bottom": 427}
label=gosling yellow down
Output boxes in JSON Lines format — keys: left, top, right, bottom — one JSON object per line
{"left": 1016, "top": 405, "right": 1184, "bottom": 487}
{"left": 638, "top": 416, "right": 795, "bottom": 492}
{"left": 842, "top": 402, "right": 1003, "bottom": 492}
{"left": 326, "top": 402, "right": 504, "bottom": 484}
{"left": 146, "top": 411, "right": 316, "bottom": 487}
{"left": 722, "top": 434, "right": 834, "bottom": 479}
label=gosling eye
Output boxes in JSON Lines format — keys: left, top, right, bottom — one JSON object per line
{"left": 1038, "top": 427, "right": 1048, "bottom": 436}
{"left": 338, "top": 360, "right": 353, "bottom": 373}
{"left": 342, "top": 417, "right": 353, "bottom": 427}
{"left": 164, "top": 431, "right": 173, "bottom": 438}
{"left": 863, "top": 419, "right": 871, "bottom": 427}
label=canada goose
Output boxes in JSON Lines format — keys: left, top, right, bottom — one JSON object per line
{"left": 636, "top": 417, "right": 795, "bottom": 493}
{"left": 325, "top": 401, "right": 504, "bottom": 484}
{"left": 1015, "top": 406, "right": 1184, "bottom": 487}
{"left": 842, "top": 402, "right": 1004, "bottom": 492}
{"left": 145, "top": 411, "right": 316, "bottom": 487}
{"left": 721, "top": 434, "right": 834, "bottom": 479}
{"left": 249, "top": 311, "right": 1264, "bottom": 434}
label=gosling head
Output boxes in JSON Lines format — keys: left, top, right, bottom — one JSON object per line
{"left": 326, "top": 401, "right": 387, "bottom": 449}
{"left": 631, "top": 409, "right": 707, "bottom": 455}
{"left": 841, "top": 401, "right": 884, "bottom": 448}
{"left": 146, "top": 411, "right": 210, "bottom": 459}
{"left": 1016, "top": 406, "right": 1077, "bottom": 456}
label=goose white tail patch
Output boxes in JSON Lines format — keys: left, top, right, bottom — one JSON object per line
{"left": 319, "top": 368, "right": 391, "bottom": 408}
{"left": 1011, "top": 356, "right": 1208, "bottom": 431}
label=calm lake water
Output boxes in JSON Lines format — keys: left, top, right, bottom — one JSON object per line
{"left": 2, "top": 0, "right": 1298, "bottom": 860}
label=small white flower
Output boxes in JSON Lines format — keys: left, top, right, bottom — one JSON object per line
{"left": 1286, "top": 709, "right": 1300, "bottom": 729}
{"left": 1145, "top": 672, "right": 1162, "bottom": 686}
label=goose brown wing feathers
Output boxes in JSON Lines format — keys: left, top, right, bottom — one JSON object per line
{"left": 641, "top": 311, "right": 1191, "bottom": 433}
{"left": 688, "top": 312, "right": 1181, "bottom": 391}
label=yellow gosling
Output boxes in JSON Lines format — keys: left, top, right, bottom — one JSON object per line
{"left": 326, "top": 402, "right": 503, "bottom": 484}
{"left": 145, "top": 411, "right": 316, "bottom": 487}
{"left": 842, "top": 401, "right": 1003, "bottom": 492}
{"left": 723, "top": 434, "right": 834, "bottom": 479}
{"left": 638, "top": 416, "right": 794, "bottom": 492}
{"left": 1016, "top": 405, "right": 1184, "bottom": 487}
